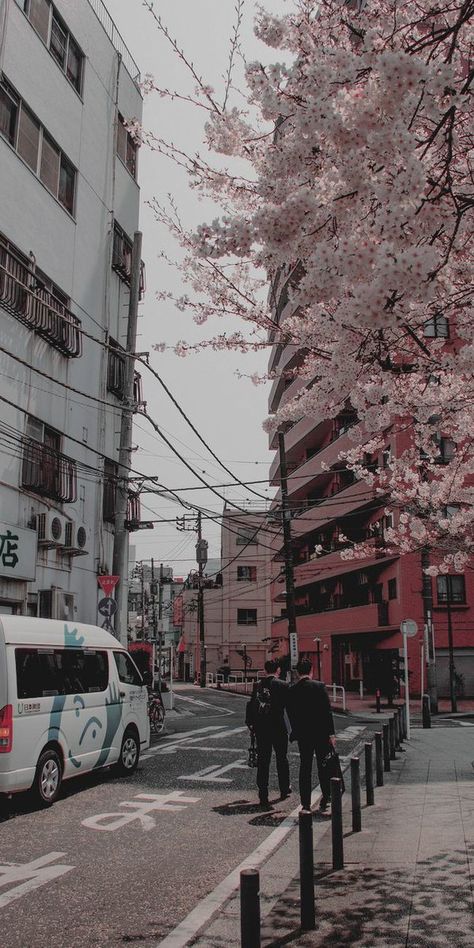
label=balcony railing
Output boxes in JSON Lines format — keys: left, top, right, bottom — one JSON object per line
{"left": 0, "top": 247, "right": 82, "bottom": 357}
{"left": 87, "top": 0, "right": 140, "bottom": 83}
{"left": 22, "top": 441, "right": 77, "bottom": 503}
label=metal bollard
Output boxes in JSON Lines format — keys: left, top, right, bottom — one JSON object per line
{"left": 351, "top": 757, "right": 361, "bottom": 832}
{"left": 240, "top": 869, "right": 261, "bottom": 948}
{"left": 401, "top": 703, "right": 407, "bottom": 741}
{"left": 299, "top": 810, "right": 315, "bottom": 931}
{"left": 398, "top": 706, "right": 405, "bottom": 742}
{"left": 365, "top": 742, "right": 375, "bottom": 806}
{"left": 382, "top": 723, "right": 391, "bottom": 772}
{"left": 422, "top": 694, "right": 431, "bottom": 729}
{"left": 375, "top": 731, "right": 384, "bottom": 786}
{"left": 376, "top": 689, "right": 381, "bottom": 713}
{"left": 394, "top": 709, "right": 400, "bottom": 749}
{"left": 389, "top": 716, "right": 396, "bottom": 760}
{"left": 331, "top": 777, "right": 344, "bottom": 870}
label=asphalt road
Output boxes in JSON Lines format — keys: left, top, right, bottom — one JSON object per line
{"left": 0, "top": 687, "right": 372, "bottom": 948}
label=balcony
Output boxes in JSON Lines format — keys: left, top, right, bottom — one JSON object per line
{"left": 0, "top": 246, "right": 82, "bottom": 357}
{"left": 22, "top": 442, "right": 77, "bottom": 503}
{"left": 290, "top": 479, "right": 378, "bottom": 539}
{"left": 273, "top": 601, "right": 393, "bottom": 636}
{"left": 293, "top": 549, "right": 397, "bottom": 588}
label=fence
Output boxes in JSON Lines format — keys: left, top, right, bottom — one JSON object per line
{"left": 329, "top": 683, "right": 346, "bottom": 711}
{"left": 87, "top": 0, "right": 141, "bottom": 82}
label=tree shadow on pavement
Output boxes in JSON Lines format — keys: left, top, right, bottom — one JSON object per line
{"left": 261, "top": 849, "right": 473, "bottom": 947}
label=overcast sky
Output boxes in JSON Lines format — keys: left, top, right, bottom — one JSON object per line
{"left": 109, "top": 0, "right": 289, "bottom": 577}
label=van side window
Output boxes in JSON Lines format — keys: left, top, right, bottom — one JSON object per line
{"left": 113, "top": 651, "right": 142, "bottom": 686}
{"left": 15, "top": 648, "right": 109, "bottom": 698}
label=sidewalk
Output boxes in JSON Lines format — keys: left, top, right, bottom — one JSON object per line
{"left": 190, "top": 726, "right": 474, "bottom": 947}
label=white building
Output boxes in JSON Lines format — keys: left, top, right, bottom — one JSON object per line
{"left": 0, "top": 0, "right": 143, "bottom": 634}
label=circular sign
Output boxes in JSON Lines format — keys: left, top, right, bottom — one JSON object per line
{"left": 400, "top": 619, "right": 418, "bottom": 638}
{"left": 98, "top": 597, "right": 118, "bottom": 617}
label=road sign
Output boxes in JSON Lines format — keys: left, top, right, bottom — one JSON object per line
{"left": 98, "top": 575, "right": 119, "bottom": 597}
{"left": 98, "top": 597, "right": 118, "bottom": 618}
{"left": 289, "top": 632, "right": 298, "bottom": 668}
{"left": 400, "top": 619, "right": 418, "bottom": 638}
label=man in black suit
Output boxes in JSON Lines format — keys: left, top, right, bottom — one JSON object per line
{"left": 245, "top": 659, "right": 291, "bottom": 807}
{"left": 287, "top": 657, "right": 336, "bottom": 811}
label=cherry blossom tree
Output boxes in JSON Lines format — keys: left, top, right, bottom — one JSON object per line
{"left": 140, "top": 0, "right": 474, "bottom": 570}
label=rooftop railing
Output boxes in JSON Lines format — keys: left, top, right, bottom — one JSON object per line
{"left": 87, "top": 0, "right": 141, "bottom": 84}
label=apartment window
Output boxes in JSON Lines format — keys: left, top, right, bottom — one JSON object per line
{"left": 0, "top": 77, "right": 76, "bottom": 214}
{"left": 16, "top": 1, "right": 83, "bottom": 93}
{"left": 435, "top": 436, "right": 456, "bottom": 464}
{"left": 0, "top": 80, "right": 18, "bottom": 145}
{"left": 437, "top": 575, "right": 466, "bottom": 605}
{"left": 388, "top": 578, "right": 397, "bottom": 600}
{"left": 112, "top": 222, "right": 132, "bottom": 281}
{"left": 107, "top": 339, "right": 126, "bottom": 398}
{"left": 22, "top": 415, "right": 77, "bottom": 502}
{"left": 237, "top": 566, "right": 257, "bottom": 582}
{"left": 236, "top": 529, "right": 258, "bottom": 546}
{"left": 117, "top": 114, "right": 138, "bottom": 178}
{"left": 424, "top": 314, "right": 449, "bottom": 339}
{"left": 237, "top": 609, "right": 257, "bottom": 626}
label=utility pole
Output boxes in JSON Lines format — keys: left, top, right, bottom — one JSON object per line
{"left": 196, "top": 512, "right": 208, "bottom": 688}
{"left": 278, "top": 432, "right": 298, "bottom": 677}
{"left": 421, "top": 547, "right": 438, "bottom": 713}
{"left": 158, "top": 562, "right": 164, "bottom": 692}
{"left": 177, "top": 515, "right": 207, "bottom": 687}
{"left": 112, "top": 231, "right": 142, "bottom": 644}
{"left": 140, "top": 564, "right": 145, "bottom": 641}
{"left": 151, "top": 558, "right": 158, "bottom": 689}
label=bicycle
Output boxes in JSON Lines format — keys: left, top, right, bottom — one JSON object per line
{"left": 148, "top": 690, "right": 165, "bottom": 735}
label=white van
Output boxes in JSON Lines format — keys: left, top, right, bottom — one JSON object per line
{"left": 0, "top": 616, "right": 150, "bottom": 805}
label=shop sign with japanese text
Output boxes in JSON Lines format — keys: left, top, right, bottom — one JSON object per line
{"left": 0, "top": 521, "right": 37, "bottom": 581}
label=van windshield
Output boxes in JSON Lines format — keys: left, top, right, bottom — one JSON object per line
{"left": 15, "top": 648, "right": 109, "bottom": 699}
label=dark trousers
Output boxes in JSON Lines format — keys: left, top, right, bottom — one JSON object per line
{"left": 297, "top": 739, "right": 331, "bottom": 809}
{"left": 256, "top": 726, "right": 290, "bottom": 799}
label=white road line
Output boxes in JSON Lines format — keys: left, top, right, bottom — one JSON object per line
{"left": 174, "top": 695, "right": 234, "bottom": 715}
{"left": 156, "top": 788, "right": 322, "bottom": 948}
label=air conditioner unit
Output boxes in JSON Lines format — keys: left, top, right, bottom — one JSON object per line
{"left": 37, "top": 512, "right": 66, "bottom": 547}
{"left": 52, "top": 590, "right": 75, "bottom": 621}
{"left": 63, "top": 521, "right": 88, "bottom": 556}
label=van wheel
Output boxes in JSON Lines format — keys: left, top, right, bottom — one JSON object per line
{"left": 34, "top": 749, "right": 62, "bottom": 806}
{"left": 117, "top": 729, "right": 139, "bottom": 775}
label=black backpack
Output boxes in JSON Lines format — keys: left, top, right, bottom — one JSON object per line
{"left": 255, "top": 679, "right": 272, "bottom": 717}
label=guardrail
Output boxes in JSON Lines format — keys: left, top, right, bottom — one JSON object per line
{"left": 329, "top": 683, "right": 346, "bottom": 711}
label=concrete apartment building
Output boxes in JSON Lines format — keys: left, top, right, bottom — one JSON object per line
{"left": 0, "top": 0, "right": 143, "bottom": 632}
{"left": 175, "top": 507, "right": 274, "bottom": 681}
{"left": 268, "top": 268, "right": 474, "bottom": 699}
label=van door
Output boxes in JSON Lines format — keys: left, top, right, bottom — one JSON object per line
{"left": 113, "top": 651, "right": 148, "bottom": 745}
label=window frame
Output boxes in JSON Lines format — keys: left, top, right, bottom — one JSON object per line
{"left": 237, "top": 608, "right": 257, "bottom": 626}
{"left": 436, "top": 575, "right": 466, "bottom": 605}
{"left": 15, "top": 0, "right": 84, "bottom": 95}
{"left": 116, "top": 113, "right": 138, "bottom": 179}
{"left": 113, "top": 651, "right": 143, "bottom": 686}
{"left": 424, "top": 314, "right": 450, "bottom": 339}
{"left": 237, "top": 565, "right": 257, "bottom": 582}
{"left": 0, "top": 76, "right": 77, "bottom": 215}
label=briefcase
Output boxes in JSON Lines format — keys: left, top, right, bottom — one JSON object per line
{"left": 321, "top": 747, "right": 345, "bottom": 795}
{"left": 247, "top": 732, "right": 258, "bottom": 768}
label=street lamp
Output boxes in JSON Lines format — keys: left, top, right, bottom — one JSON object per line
{"left": 313, "top": 637, "right": 322, "bottom": 680}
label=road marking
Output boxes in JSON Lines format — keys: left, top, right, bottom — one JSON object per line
{"left": 0, "top": 853, "right": 74, "bottom": 909}
{"left": 178, "top": 759, "right": 248, "bottom": 784}
{"left": 336, "top": 725, "right": 366, "bottom": 741}
{"left": 174, "top": 695, "right": 234, "bottom": 715}
{"left": 458, "top": 721, "right": 474, "bottom": 727}
{"left": 152, "top": 726, "right": 247, "bottom": 756}
{"left": 81, "top": 791, "right": 200, "bottom": 832}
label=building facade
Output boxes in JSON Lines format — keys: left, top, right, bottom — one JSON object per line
{"left": 175, "top": 507, "right": 275, "bottom": 681}
{"left": 0, "top": 0, "right": 143, "bottom": 633}
{"left": 268, "top": 270, "right": 474, "bottom": 699}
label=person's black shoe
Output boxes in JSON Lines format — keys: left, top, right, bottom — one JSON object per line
{"left": 280, "top": 787, "right": 292, "bottom": 800}
{"left": 319, "top": 796, "right": 330, "bottom": 812}
{"left": 259, "top": 796, "right": 272, "bottom": 808}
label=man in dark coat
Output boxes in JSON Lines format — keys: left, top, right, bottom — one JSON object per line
{"left": 245, "top": 659, "right": 291, "bottom": 807}
{"left": 286, "top": 657, "right": 336, "bottom": 811}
